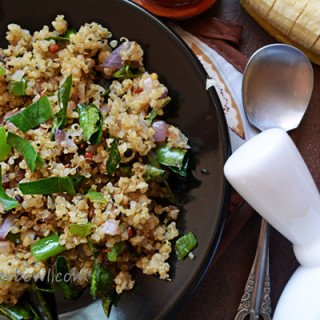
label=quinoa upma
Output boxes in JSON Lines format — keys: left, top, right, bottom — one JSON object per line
{"left": 0, "top": 15, "right": 193, "bottom": 318}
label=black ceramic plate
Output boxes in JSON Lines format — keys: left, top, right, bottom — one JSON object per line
{"left": 0, "top": 0, "right": 230, "bottom": 319}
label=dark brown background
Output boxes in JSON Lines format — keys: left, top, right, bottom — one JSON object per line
{"left": 174, "top": 0, "right": 320, "bottom": 319}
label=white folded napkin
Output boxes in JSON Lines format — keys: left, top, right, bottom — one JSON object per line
{"left": 172, "top": 25, "right": 258, "bottom": 151}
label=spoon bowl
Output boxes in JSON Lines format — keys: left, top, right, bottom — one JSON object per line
{"left": 242, "top": 44, "right": 314, "bottom": 131}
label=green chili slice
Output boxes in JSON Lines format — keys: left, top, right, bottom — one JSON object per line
{"left": 69, "top": 223, "right": 93, "bottom": 237}
{"left": 0, "top": 67, "right": 5, "bottom": 77}
{"left": 107, "top": 241, "right": 125, "bottom": 262}
{"left": 9, "top": 78, "right": 27, "bottom": 97}
{"left": 31, "top": 234, "right": 65, "bottom": 261}
{"left": 175, "top": 232, "right": 197, "bottom": 260}
{"left": 85, "top": 189, "right": 107, "bottom": 205}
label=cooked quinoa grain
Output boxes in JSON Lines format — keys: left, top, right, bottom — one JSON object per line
{"left": 0, "top": 15, "right": 189, "bottom": 313}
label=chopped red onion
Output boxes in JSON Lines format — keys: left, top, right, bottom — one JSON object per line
{"left": 0, "top": 215, "right": 15, "bottom": 240}
{"left": 77, "top": 83, "right": 86, "bottom": 101}
{"left": 0, "top": 241, "right": 13, "bottom": 254}
{"left": 160, "top": 88, "right": 168, "bottom": 99}
{"left": 67, "top": 101, "right": 76, "bottom": 114}
{"left": 11, "top": 69, "right": 25, "bottom": 82}
{"left": 100, "top": 106, "right": 110, "bottom": 114}
{"left": 143, "top": 78, "right": 153, "bottom": 93}
{"left": 152, "top": 120, "right": 168, "bottom": 143}
{"left": 101, "top": 219, "right": 120, "bottom": 235}
{"left": 103, "top": 44, "right": 124, "bottom": 69}
{"left": 54, "top": 129, "right": 66, "bottom": 143}
{"left": 4, "top": 109, "right": 19, "bottom": 120}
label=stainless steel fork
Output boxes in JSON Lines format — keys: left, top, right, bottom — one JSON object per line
{"left": 234, "top": 218, "right": 272, "bottom": 320}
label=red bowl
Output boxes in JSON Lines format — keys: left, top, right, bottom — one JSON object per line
{"left": 141, "top": 0, "right": 201, "bottom": 7}
{"left": 133, "top": 0, "right": 216, "bottom": 19}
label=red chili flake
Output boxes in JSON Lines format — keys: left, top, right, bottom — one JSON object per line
{"left": 49, "top": 44, "right": 59, "bottom": 53}
{"left": 103, "top": 248, "right": 111, "bottom": 253}
{"left": 88, "top": 206, "right": 95, "bottom": 221}
{"left": 97, "top": 253, "right": 104, "bottom": 264}
{"left": 134, "top": 87, "right": 143, "bottom": 94}
{"left": 127, "top": 226, "right": 136, "bottom": 238}
{"left": 85, "top": 151, "right": 94, "bottom": 163}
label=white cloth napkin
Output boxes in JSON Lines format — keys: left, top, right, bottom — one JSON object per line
{"left": 172, "top": 25, "right": 258, "bottom": 151}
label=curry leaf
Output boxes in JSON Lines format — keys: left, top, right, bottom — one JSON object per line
{"left": 143, "top": 164, "right": 165, "bottom": 181}
{"left": 19, "top": 176, "right": 76, "bottom": 196}
{"left": 155, "top": 144, "right": 188, "bottom": 176}
{"left": 9, "top": 78, "right": 27, "bottom": 96}
{"left": 25, "top": 281, "right": 58, "bottom": 320}
{"left": 6, "top": 232, "right": 20, "bottom": 245}
{"left": 85, "top": 189, "right": 107, "bottom": 205}
{"left": 162, "top": 179, "right": 174, "bottom": 203}
{"left": 0, "top": 165, "right": 18, "bottom": 211}
{"left": 77, "top": 104, "right": 102, "bottom": 145}
{"left": 102, "top": 297, "right": 113, "bottom": 318}
{"left": 54, "top": 256, "right": 81, "bottom": 300}
{"left": 169, "top": 157, "right": 189, "bottom": 177}
{"left": 24, "top": 302, "right": 41, "bottom": 320}
{"left": 0, "top": 303, "right": 31, "bottom": 320}
{"left": 0, "top": 127, "right": 11, "bottom": 161}
{"left": 90, "top": 260, "right": 113, "bottom": 300}
{"left": 106, "top": 140, "right": 121, "bottom": 175}
{"left": 7, "top": 132, "right": 43, "bottom": 172}
{"left": 7, "top": 96, "right": 52, "bottom": 132}
{"left": 155, "top": 145, "right": 187, "bottom": 168}
{"left": 69, "top": 223, "right": 93, "bottom": 237}
{"left": 52, "top": 75, "right": 73, "bottom": 135}
{"left": 69, "top": 174, "right": 84, "bottom": 191}
{"left": 112, "top": 65, "right": 142, "bottom": 80}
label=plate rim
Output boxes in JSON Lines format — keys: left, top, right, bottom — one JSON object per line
{"left": 0, "top": 0, "right": 231, "bottom": 318}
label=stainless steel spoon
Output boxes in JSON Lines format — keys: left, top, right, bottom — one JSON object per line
{"left": 235, "top": 44, "right": 314, "bottom": 320}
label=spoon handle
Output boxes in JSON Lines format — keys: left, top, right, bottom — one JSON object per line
{"left": 235, "top": 218, "right": 272, "bottom": 320}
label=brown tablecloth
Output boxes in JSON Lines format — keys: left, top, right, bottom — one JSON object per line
{"left": 173, "top": 0, "right": 320, "bottom": 319}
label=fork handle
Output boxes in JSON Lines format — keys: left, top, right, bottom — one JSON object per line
{"left": 235, "top": 218, "right": 271, "bottom": 320}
